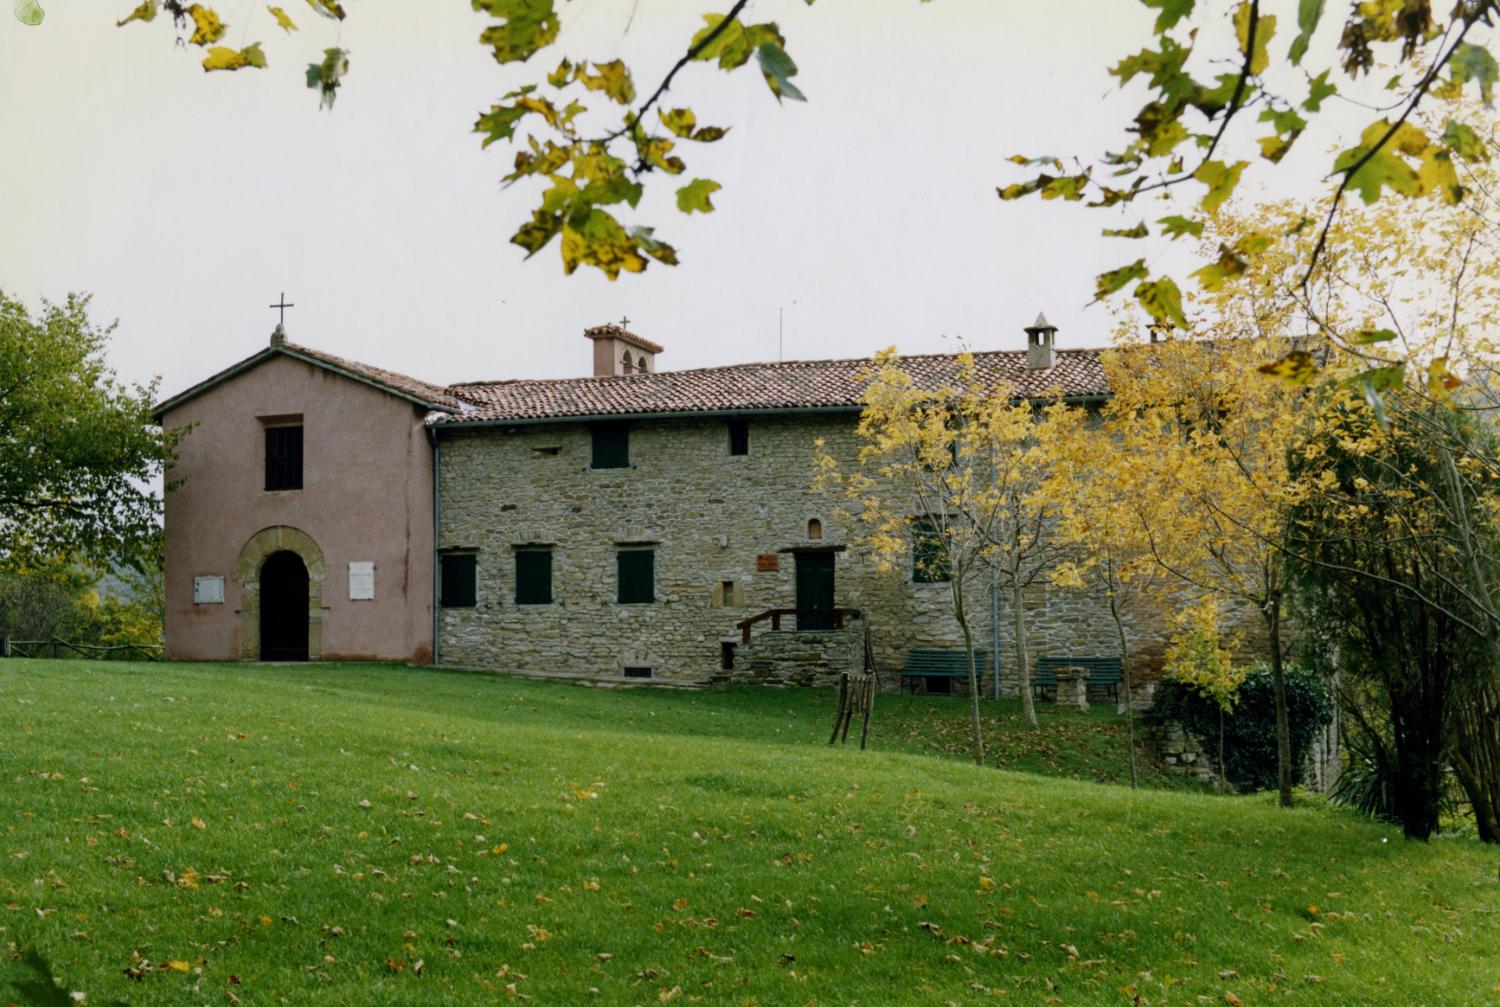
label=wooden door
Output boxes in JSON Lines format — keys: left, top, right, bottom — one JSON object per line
{"left": 795, "top": 551, "right": 835, "bottom": 630}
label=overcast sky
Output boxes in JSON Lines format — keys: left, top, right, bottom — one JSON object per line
{"left": 4, "top": 1, "right": 1344, "bottom": 398}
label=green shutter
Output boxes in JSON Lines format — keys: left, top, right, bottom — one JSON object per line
{"left": 591, "top": 423, "right": 630, "bottom": 469}
{"left": 515, "top": 549, "right": 552, "bottom": 605}
{"left": 617, "top": 549, "right": 654, "bottom": 603}
{"left": 441, "top": 553, "right": 477, "bottom": 607}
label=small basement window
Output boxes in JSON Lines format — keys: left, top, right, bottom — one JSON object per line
{"left": 720, "top": 642, "right": 735, "bottom": 671}
{"left": 727, "top": 418, "right": 749, "bottom": 456}
{"left": 440, "top": 551, "right": 477, "bottom": 608}
{"left": 591, "top": 423, "right": 630, "bottom": 469}
{"left": 623, "top": 666, "right": 653, "bottom": 679}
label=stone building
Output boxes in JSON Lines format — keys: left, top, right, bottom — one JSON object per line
{"left": 156, "top": 318, "right": 1185, "bottom": 692}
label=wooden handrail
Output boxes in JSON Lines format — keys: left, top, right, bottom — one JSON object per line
{"left": 736, "top": 607, "right": 862, "bottom": 644}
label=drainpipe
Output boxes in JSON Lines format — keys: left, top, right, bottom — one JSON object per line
{"left": 991, "top": 566, "right": 1001, "bottom": 700}
{"left": 428, "top": 426, "right": 441, "bottom": 667}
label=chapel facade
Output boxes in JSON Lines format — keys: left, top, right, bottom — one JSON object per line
{"left": 154, "top": 319, "right": 1177, "bottom": 692}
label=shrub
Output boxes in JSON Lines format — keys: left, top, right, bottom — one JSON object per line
{"left": 1153, "top": 663, "right": 1333, "bottom": 791}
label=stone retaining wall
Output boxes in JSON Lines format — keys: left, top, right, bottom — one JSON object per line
{"left": 1155, "top": 720, "right": 1220, "bottom": 786}
{"left": 732, "top": 626, "right": 863, "bottom": 686}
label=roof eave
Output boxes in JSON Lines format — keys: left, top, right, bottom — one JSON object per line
{"left": 151, "top": 346, "right": 276, "bottom": 422}
{"left": 429, "top": 403, "right": 866, "bottom": 431}
{"left": 152, "top": 346, "right": 459, "bottom": 423}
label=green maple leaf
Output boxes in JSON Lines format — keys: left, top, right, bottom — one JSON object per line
{"left": 1441, "top": 120, "right": 1488, "bottom": 162}
{"left": 1140, "top": 0, "right": 1194, "bottom": 33}
{"left": 475, "top": 0, "right": 560, "bottom": 64}
{"left": 1193, "top": 159, "right": 1247, "bottom": 214}
{"left": 1287, "top": 0, "right": 1324, "bottom": 65}
{"left": 1135, "top": 277, "right": 1186, "bottom": 328}
{"left": 1302, "top": 69, "right": 1336, "bottom": 111}
{"left": 1449, "top": 42, "right": 1499, "bottom": 106}
{"left": 1157, "top": 214, "right": 1203, "bottom": 239}
{"left": 756, "top": 41, "right": 805, "bottom": 102}
{"left": 1094, "top": 259, "right": 1148, "bottom": 300}
{"left": 676, "top": 178, "right": 722, "bottom": 214}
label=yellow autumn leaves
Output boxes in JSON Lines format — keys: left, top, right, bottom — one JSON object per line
{"left": 117, "top": 2, "right": 294, "bottom": 73}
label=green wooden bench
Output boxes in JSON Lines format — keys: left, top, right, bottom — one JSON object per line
{"left": 1032, "top": 656, "right": 1123, "bottom": 702}
{"left": 901, "top": 649, "right": 989, "bottom": 695}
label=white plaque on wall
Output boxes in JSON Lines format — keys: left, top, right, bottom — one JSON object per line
{"left": 193, "top": 575, "right": 224, "bottom": 605}
{"left": 348, "top": 561, "right": 375, "bottom": 601}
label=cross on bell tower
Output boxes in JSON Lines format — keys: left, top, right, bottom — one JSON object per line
{"left": 269, "top": 292, "right": 295, "bottom": 347}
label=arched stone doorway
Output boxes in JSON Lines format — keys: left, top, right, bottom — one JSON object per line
{"left": 260, "top": 551, "right": 310, "bottom": 661}
{"left": 235, "top": 526, "right": 328, "bottom": 661}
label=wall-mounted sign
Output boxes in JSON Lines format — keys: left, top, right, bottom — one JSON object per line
{"left": 193, "top": 575, "right": 224, "bottom": 605}
{"left": 756, "top": 554, "right": 779, "bottom": 572}
{"left": 349, "top": 561, "right": 375, "bottom": 600}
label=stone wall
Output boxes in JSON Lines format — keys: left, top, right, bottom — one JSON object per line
{"left": 1155, "top": 720, "right": 1220, "bottom": 786}
{"left": 1153, "top": 715, "right": 1342, "bottom": 793}
{"left": 436, "top": 411, "right": 1260, "bottom": 688}
{"left": 732, "top": 624, "right": 863, "bottom": 687}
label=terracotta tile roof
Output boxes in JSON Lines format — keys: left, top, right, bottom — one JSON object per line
{"left": 583, "top": 323, "right": 665, "bottom": 354}
{"left": 281, "top": 341, "right": 467, "bottom": 411}
{"left": 438, "top": 348, "right": 1109, "bottom": 425}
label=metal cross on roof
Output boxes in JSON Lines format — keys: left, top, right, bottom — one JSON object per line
{"left": 270, "top": 292, "right": 295, "bottom": 326}
{"left": 618, "top": 315, "right": 630, "bottom": 328}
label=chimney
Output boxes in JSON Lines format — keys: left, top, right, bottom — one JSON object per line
{"left": 583, "top": 319, "right": 664, "bottom": 377}
{"left": 1024, "top": 312, "right": 1056, "bottom": 370}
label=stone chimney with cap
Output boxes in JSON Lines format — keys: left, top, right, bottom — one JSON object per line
{"left": 1024, "top": 312, "right": 1057, "bottom": 370}
{"left": 584, "top": 320, "right": 665, "bottom": 377}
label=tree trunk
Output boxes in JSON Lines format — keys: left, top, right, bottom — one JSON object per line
{"left": 1013, "top": 584, "right": 1038, "bottom": 729}
{"left": 1450, "top": 678, "right": 1500, "bottom": 844}
{"left": 1393, "top": 735, "right": 1444, "bottom": 840}
{"left": 1266, "top": 599, "right": 1294, "bottom": 808}
{"left": 953, "top": 578, "right": 985, "bottom": 766}
{"left": 1108, "top": 591, "right": 1138, "bottom": 789}
{"left": 1218, "top": 706, "right": 1227, "bottom": 796}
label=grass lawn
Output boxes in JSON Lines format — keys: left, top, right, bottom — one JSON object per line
{"left": 1, "top": 661, "right": 1496, "bottom": 1005}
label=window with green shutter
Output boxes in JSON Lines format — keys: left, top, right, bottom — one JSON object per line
{"left": 911, "top": 519, "right": 951, "bottom": 583}
{"left": 515, "top": 549, "right": 552, "bottom": 605}
{"left": 617, "top": 549, "right": 654, "bottom": 604}
{"left": 591, "top": 423, "right": 630, "bottom": 469}
{"left": 440, "top": 552, "right": 477, "bottom": 607}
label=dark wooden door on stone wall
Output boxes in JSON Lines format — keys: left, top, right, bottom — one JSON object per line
{"left": 795, "top": 551, "right": 835, "bottom": 630}
{"left": 260, "top": 550, "right": 309, "bottom": 661}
